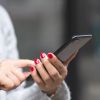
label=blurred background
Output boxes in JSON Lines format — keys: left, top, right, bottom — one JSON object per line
{"left": 0, "top": 0, "right": 100, "bottom": 100}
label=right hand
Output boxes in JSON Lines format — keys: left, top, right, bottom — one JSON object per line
{"left": 0, "top": 59, "right": 34, "bottom": 91}
{"left": 30, "top": 52, "right": 78, "bottom": 95}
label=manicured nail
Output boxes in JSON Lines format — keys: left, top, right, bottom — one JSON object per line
{"left": 48, "top": 53, "right": 53, "bottom": 59}
{"left": 30, "top": 66, "right": 34, "bottom": 72}
{"left": 40, "top": 52, "right": 45, "bottom": 59}
{"left": 34, "top": 58, "right": 40, "bottom": 64}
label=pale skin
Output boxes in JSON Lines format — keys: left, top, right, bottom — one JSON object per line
{"left": 0, "top": 52, "right": 77, "bottom": 94}
{"left": 0, "top": 59, "right": 33, "bottom": 91}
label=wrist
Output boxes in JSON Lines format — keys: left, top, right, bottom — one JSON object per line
{"left": 42, "top": 88, "right": 57, "bottom": 97}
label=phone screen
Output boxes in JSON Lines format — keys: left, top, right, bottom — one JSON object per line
{"left": 54, "top": 35, "right": 92, "bottom": 63}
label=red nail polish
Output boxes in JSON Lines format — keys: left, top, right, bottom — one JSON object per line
{"left": 30, "top": 66, "right": 34, "bottom": 72}
{"left": 48, "top": 53, "right": 53, "bottom": 59}
{"left": 34, "top": 58, "right": 40, "bottom": 64}
{"left": 40, "top": 52, "right": 45, "bottom": 59}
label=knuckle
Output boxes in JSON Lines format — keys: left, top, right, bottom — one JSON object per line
{"left": 53, "top": 59, "right": 57, "bottom": 64}
{"left": 63, "top": 66, "right": 68, "bottom": 73}
{"left": 42, "top": 60, "right": 48, "bottom": 65}
{"left": 44, "top": 76, "right": 50, "bottom": 83}
{"left": 51, "top": 72, "right": 61, "bottom": 81}
{"left": 51, "top": 72, "right": 58, "bottom": 77}
{"left": 37, "top": 80, "right": 43, "bottom": 85}
{"left": 10, "top": 84, "right": 14, "bottom": 88}
{"left": 37, "top": 81, "right": 41, "bottom": 85}
{"left": 62, "top": 70, "right": 68, "bottom": 78}
{"left": 15, "top": 80, "right": 21, "bottom": 86}
{"left": 64, "top": 71, "right": 67, "bottom": 77}
{"left": 8, "top": 83, "right": 14, "bottom": 89}
{"left": 60, "top": 66, "right": 68, "bottom": 78}
{"left": 20, "top": 75, "right": 25, "bottom": 81}
{"left": 65, "top": 68, "right": 68, "bottom": 75}
{"left": 33, "top": 72, "right": 38, "bottom": 79}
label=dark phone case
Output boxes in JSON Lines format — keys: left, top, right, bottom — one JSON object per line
{"left": 54, "top": 35, "right": 92, "bottom": 64}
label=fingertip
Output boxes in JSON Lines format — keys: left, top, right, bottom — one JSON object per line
{"left": 30, "top": 65, "right": 35, "bottom": 73}
{"left": 47, "top": 53, "right": 54, "bottom": 59}
{"left": 40, "top": 52, "right": 48, "bottom": 60}
{"left": 23, "top": 72, "right": 31, "bottom": 78}
{"left": 34, "top": 58, "right": 40, "bottom": 65}
{"left": 40, "top": 52, "right": 46, "bottom": 59}
{"left": 48, "top": 52, "right": 58, "bottom": 61}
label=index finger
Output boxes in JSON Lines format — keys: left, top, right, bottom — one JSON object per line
{"left": 47, "top": 53, "right": 67, "bottom": 75}
{"left": 15, "top": 59, "right": 35, "bottom": 68}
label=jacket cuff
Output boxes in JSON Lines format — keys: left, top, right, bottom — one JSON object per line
{"left": 51, "top": 81, "right": 71, "bottom": 100}
{"left": 33, "top": 81, "right": 71, "bottom": 100}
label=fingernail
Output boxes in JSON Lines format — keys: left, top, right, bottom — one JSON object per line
{"left": 30, "top": 66, "right": 34, "bottom": 72}
{"left": 40, "top": 52, "right": 45, "bottom": 59}
{"left": 34, "top": 58, "right": 40, "bottom": 64}
{"left": 48, "top": 53, "right": 53, "bottom": 59}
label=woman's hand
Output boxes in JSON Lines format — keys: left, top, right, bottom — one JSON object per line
{"left": 30, "top": 52, "right": 77, "bottom": 95}
{"left": 0, "top": 59, "right": 34, "bottom": 91}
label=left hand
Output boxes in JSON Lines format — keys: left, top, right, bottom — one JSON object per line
{"left": 0, "top": 59, "right": 34, "bottom": 91}
{"left": 30, "top": 52, "right": 76, "bottom": 95}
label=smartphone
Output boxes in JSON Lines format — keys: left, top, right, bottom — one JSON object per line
{"left": 54, "top": 35, "right": 92, "bottom": 64}
{"left": 26, "top": 34, "right": 92, "bottom": 81}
